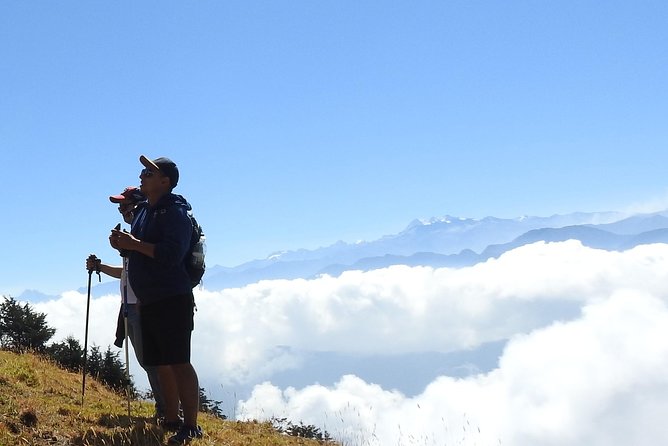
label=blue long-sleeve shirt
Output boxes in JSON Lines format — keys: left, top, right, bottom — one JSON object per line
{"left": 128, "top": 193, "right": 193, "bottom": 305}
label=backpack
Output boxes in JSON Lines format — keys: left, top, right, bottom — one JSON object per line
{"left": 186, "top": 212, "right": 206, "bottom": 288}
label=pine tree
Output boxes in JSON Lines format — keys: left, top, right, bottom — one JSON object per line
{"left": 199, "top": 387, "right": 226, "bottom": 419}
{"left": 100, "top": 346, "right": 134, "bottom": 395}
{"left": 0, "top": 296, "right": 55, "bottom": 352}
{"left": 46, "top": 336, "right": 84, "bottom": 372}
{"left": 86, "top": 345, "right": 103, "bottom": 380}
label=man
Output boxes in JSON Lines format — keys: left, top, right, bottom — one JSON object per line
{"left": 110, "top": 156, "right": 202, "bottom": 444}
{"left": 85, "top": 186, "right": 165, "bottom": 419}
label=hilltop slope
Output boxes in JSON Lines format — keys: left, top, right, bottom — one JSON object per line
{"left": 0, "top": 350, "right": 333, "bottom": 445}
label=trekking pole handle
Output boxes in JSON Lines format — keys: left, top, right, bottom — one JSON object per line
{"left": 87, "top": 254, "right": 102, "bottom": 282}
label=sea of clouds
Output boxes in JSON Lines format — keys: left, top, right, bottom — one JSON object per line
{"left": 34, "top": 240, "right": 668, "bottom": 445}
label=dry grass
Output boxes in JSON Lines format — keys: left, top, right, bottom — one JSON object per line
{"left": 0, "top": 350, "right": 335, "bottom": 445}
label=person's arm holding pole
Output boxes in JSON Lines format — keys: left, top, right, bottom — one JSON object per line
{"left": 86, "top": 256, "right": 122, "bottom": 279}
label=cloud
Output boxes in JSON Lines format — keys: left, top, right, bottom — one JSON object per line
{"left": 34, "top": 291, "right": 120, "bottom": 349}
{"left": 191, "top": 241, "right": 668, "bottom": 385}
{"left": 30, "top": 241, "right": 668, "bottom": 444}
{"left": 238, "top": 291, "right": 668, "bottom": 446}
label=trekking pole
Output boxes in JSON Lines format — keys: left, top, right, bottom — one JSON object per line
{"left": 82, "top": 254, "right": 101, "bottom": 406}
{"left": 122, "top": 258, "right": 131, "bottom": 418}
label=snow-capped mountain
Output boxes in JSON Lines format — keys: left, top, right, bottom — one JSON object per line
{"left": 203, "top": 210, "right": 668, "bottom": 290}
{"left": 19, "top": 209, "right": 668, "bottom": 299}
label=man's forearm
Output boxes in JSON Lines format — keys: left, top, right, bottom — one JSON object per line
{"left": 130, "top": 239, "right": 156, "bottom": 258}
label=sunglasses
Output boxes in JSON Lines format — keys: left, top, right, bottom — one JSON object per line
{"left": 140, "top": 168, "right": 160, "bottom": 178}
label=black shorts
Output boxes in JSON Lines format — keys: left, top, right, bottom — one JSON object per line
{"left": 140, "top": 292, "right": 194, "bottom": 366}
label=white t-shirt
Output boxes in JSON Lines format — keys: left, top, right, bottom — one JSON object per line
{"left": 120, "top": 257, "right": 138, "bottom": 304}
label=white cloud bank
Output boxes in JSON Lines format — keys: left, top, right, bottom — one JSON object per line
{"left": 34, "top": 241, "right": 668, "bottom": 445}
{"left": 239, "top": 290, "right": 668, "bottom": 445}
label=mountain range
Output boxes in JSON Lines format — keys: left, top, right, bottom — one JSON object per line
{"left": 19, "top": 209, "right": 668, "bottom": 301}
{"left": 201, "top": 210, "right": 668, "bottom": 290}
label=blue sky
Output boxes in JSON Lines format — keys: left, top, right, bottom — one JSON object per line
{"left": 2, "top": 0, "right": 667, "bottom": 295}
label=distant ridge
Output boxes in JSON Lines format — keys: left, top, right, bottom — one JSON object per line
{"left": 20, "top": 210, "right": 668, "bottom": 299}
{"left": 201, "top": 210, "right": 668, "bottom": 290}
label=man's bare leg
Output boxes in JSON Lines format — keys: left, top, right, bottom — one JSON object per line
{"left": 172, "top": 363, "right": 199, "bottom": 427}
{"left": 158, "top": 366, "right": 179, "bottom": 422}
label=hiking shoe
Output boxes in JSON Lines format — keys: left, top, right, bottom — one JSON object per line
{"left": 168, "top": 425, "right": 203, "bottom": 444}
{"left": 158, "top": 417, "right": 183, "bottom": 432}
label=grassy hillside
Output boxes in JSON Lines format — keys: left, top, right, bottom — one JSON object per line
{"left": 0, "top": 350, "right": 335, "bottom": 445}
